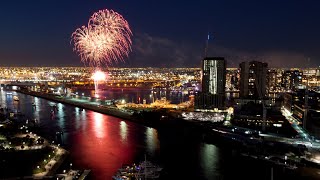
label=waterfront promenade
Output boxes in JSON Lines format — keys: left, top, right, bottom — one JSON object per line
{"left": 0, "top": 130, "right": 69, "bottom": 179}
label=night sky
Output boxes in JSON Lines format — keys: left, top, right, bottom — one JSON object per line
{"left": 0, "top": 1, "right": 320, "bottom": 68}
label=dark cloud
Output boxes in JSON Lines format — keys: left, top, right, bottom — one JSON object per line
{"left": 260, "top": 52, "right": 309, "bottom": 68}
{"left": 211, "top": 46, "right": 310, "bottom": 68}
{"left": 126, "top": 33, "right": 202, "bottom": 67}
{"left": 215, "top": 47, "right": 312, "bottom": 68}
{"left": 125, "top": 32, "right": 310, "bottom": 68}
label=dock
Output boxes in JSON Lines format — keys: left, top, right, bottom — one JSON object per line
{"left": 78, "top": 170, "right": 91, "bottom": 180}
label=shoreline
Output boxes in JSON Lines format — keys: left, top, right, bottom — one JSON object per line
{"left": 71, "top": 86, "right": 152, "bottom": 91}
{"left": 16, "top": 90, "right": 159, "bottom": 128}
{"left": 9, "top": 89, "right": 320, "bottom": 179}
{"left": 16, "top": 90, "right": 319, "bottom": 169}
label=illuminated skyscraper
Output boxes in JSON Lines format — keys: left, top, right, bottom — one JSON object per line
{"left": 202, "top": 57, "right": 226, "bottom": 95}
{"left": 281, "top": 70, "right": 303, "bottom": 91}
{"left": 195, "top": 57, "right": 226, "bottom": 110}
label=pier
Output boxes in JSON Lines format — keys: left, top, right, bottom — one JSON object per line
{"left": 16, "top": 90, "right": 159, "bottom": 127}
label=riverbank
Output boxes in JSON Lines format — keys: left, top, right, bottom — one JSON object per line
{"left": 16, "top": 90, "right": 218, "bottom": 140}
{"left": 6, "top": 89, "right": 320, "bottom": 179}
{"left": 0, "top": 123, "right": 69, "bottom": 179}
{"left": 17, "top": 90, "right": 160, "bottom": 127}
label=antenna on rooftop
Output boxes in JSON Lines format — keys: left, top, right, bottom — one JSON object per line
{"left": 204, "top": 32, "right": 211, "bottom": 58}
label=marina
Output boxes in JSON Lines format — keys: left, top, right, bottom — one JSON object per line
{"left": 112, "top": 158, "right": 162, "bottom": 180}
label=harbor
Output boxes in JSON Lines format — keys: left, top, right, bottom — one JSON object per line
{"left": 2, "top": 1, "right": 320, "bottom": 179}
{"left": 0, "top": 90, "right": 319, "bottom": 179}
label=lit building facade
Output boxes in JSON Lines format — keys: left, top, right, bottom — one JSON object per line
{"left": 267, "top": 69, "right": 277, "bottom": 92}
{"left": 195, "top": 57, "right": 226, "bottom": 110}
{"left": 281, "top": 70, "right": 302, "bottom": 91}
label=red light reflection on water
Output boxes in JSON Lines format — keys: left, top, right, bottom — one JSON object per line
{"left": 69, "top": 111, "right": 136, "bottom": 179}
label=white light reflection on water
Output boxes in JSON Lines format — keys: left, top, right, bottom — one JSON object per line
{"left": 201, "top": 143, "right": 220, "bottom": 179}
{"left": 120, "top": 121, "right": 128, "bottom": 143}
{"left": 32, "top": 97, "right": 40, "bottom": 121}
{"left": 57, "top": 103, "right": 65, "bottom": 128}
{"left": 75, "top": 107, "right": 80, "bottom": 130}
{"left": 81, "top": 109, "right": 87, "bottom": 131}
{"left": 146, "top": 127, "right": 159, "bottom": 155}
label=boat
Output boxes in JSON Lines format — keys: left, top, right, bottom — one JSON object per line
{"left": 13, "top": 96, "right": 19, "bottom": 101}
{"left": 113, "top": 156, "right": 162, "bottom": 180}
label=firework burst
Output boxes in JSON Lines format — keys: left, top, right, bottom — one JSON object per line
{"left": 71, "top": 9, "right": 132, "bottom": 66}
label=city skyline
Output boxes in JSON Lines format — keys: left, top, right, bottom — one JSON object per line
{"left": 2, "top": 2, "right": 320, "bottom": 179}
{"left": 0, "top": 1, "right": 320, "bottom": 67}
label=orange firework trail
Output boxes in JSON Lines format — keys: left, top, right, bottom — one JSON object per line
{"left": 71, "top": 9, "right": 132, "bottom": 67}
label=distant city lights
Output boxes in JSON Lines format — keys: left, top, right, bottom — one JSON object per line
{"left": 182, "top": 112, "right": 225, "bottom": 122}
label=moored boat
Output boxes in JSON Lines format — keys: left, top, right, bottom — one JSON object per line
{"left": 113, "top": 157, "right": 162, "bottom": 180}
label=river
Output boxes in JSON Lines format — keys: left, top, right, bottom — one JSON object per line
{"left": 1, "top": 90, "right": 318, "bottom": 180}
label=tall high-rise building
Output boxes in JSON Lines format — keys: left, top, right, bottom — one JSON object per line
{"left": 202, "top": 57, "right": 226, "bottom": 95}
{"left": 281, "top": 70, "right": 303, "bottom": 91}
{"left": 282, "top": 70, "right": 292, "bottom": 91}
{"left": 291, "top": 70, "right": 303, "bottom": 90}
{"left": 195, "top": 57, "right": 226, "bottom": 110}
{"left": 267, "top": 69, "right": 277, "bottom": 92}
{"left": 239, "top": 61, "right": 268, "bottom": 99}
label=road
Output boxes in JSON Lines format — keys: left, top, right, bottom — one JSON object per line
{"left": 281, "top": 107, "right": 311, "bottom": 140}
